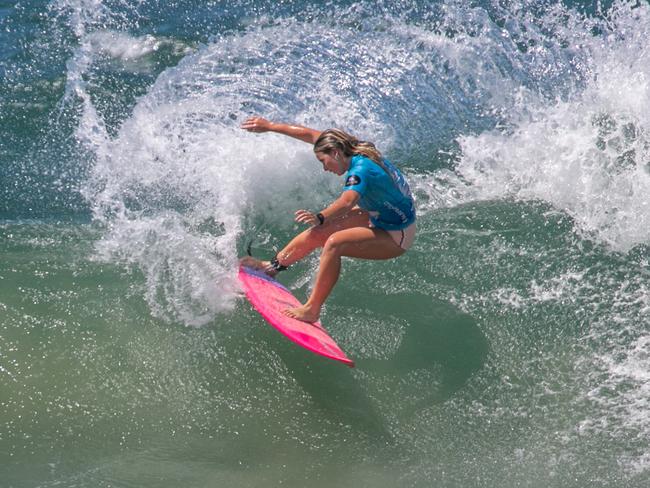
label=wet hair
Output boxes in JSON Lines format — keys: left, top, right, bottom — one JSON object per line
{"left": 313, "top": 128, "right": 383, "bottom": 164}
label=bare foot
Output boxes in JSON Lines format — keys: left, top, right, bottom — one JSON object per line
{"left": 282, "top": 304, "right": 320, "bottom": 323}
{"left": 239, "top": 256, "right": 278, "bottom": 277}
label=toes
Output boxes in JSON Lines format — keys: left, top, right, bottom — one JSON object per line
{"left": 240, "top": 257, "right": 278, "bottom": 277}
{"left": 282, "top": 308, "right": 319, "bottom": 323}
{"left": 239, "top": 256, "right": 256, "bottom": 266}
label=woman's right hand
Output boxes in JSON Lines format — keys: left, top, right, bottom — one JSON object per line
{"left": 241, "top": 116, "right": 272, "bottom": 133}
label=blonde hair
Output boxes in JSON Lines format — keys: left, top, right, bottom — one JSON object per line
{"left": 313, "top": 128, "right": 382, "bottom": 164}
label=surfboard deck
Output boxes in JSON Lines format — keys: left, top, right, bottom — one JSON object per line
{"left": 238, "top": 265, "right": 355, "bottom": 367}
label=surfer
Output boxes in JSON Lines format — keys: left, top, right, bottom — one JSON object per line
{"left": 240, "top": 116, "right": 416, "bottom": 323}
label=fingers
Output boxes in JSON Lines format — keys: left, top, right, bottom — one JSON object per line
{"left": 240, "top": 116, "right": 269, "bottom": 132}
{"left": 294, "top": 209, "right": 318, "bottom": 226}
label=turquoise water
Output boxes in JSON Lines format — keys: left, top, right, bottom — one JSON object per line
{"left": 2, "top": 1, "right": 650, "bottom": 486}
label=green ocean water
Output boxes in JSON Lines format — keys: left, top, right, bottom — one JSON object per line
{"left": 2, "top": 1, "right": 650, "bottom": 487}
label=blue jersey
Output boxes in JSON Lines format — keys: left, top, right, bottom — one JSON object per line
{"left": 343, "top": 155, "right": 416, "bottom": 230}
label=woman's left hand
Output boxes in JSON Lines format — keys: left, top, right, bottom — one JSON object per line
{"left": 294, "top": 209, "right": 321, "bottom": 226}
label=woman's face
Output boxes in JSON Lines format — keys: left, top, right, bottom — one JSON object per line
{"left": 315, "top": 151, "right": 346, "bottom": 175}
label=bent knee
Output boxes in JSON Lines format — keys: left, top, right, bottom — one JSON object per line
{"left": 322, "top": 234, "right": 348, "bottom": 255}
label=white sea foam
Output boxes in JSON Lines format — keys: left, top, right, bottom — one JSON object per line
{"left": 86, "top": 30, "right": 192, "bottom": 63}
{"left": 453, "top": 2, "right": 650, "bottom": 252}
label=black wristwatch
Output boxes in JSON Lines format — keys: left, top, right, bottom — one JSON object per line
{"left": 316, "top": 212, "right": 325, "bottom": 225}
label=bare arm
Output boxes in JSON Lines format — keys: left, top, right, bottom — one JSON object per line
{"left": 294, "top": 190, "right": 360, "bottom": 226}
{"left": 240, "top": 116, "right": 321, "bottom": 144}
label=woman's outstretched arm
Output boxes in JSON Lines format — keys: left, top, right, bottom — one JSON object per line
{"left": 240, "top": 116, "right": 321, "bottom": 144}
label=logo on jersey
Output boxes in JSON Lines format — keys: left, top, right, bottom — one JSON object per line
{"left": 345, "top": 175, "right": 361, "bottom": 187}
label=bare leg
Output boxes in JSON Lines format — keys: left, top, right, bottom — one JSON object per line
{"left": 283, "top": 226, "right": 405, "bottom": 323}
{"left": 240, "top": 208, "right": 371, "bottom": 276}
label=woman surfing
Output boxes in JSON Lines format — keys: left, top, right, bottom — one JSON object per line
{"left": 240, "top": 116, "right": 416, "bottom": 323}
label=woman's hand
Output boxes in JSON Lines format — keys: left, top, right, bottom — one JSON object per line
{"left": 241, "top": 116, "right": 273, "bottom": 133}
{"left": 294, "top": 192, "right": 359, "bottom": 227}
{"left": 294, "top": 209, "right": 321, "bottom": 226}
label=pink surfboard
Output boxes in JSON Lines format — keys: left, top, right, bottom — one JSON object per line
{"left": 238, "top": 266, "right": 355, "bottom": 367}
